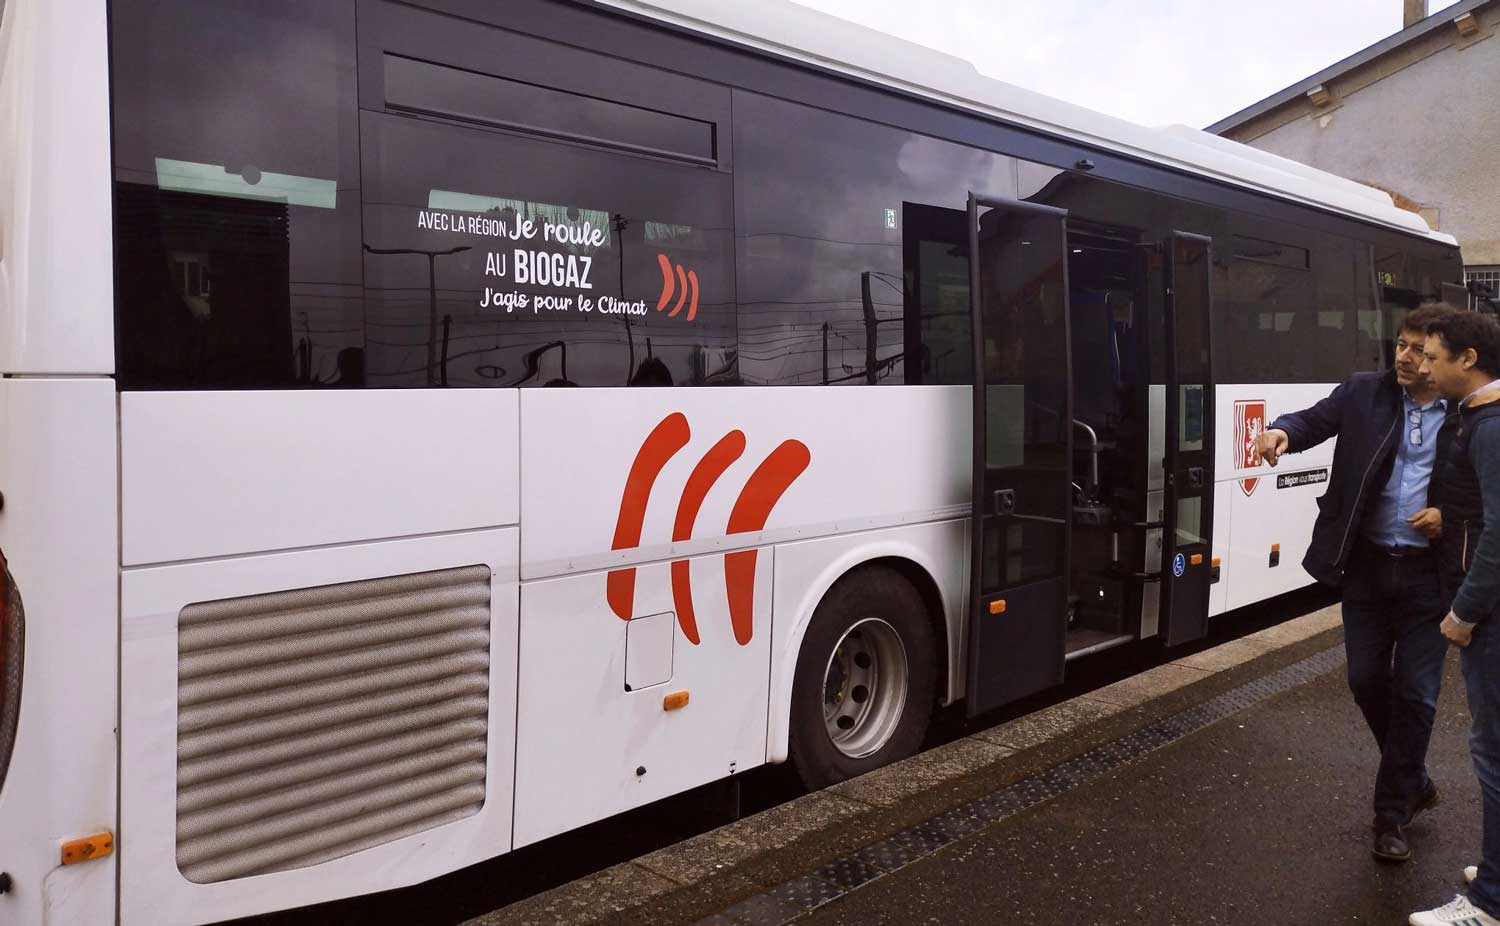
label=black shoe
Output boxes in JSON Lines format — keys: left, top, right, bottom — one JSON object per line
{"left": 1374, "top": 825, "right": 1413, "bottom": 863}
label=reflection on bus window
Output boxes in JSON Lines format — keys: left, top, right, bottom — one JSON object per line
{"left": 361, "top": 111, "right": 736, "bottom": 388}
{"left": 111, "top": 0, "right": 362, "bottom": 389}
{"left": 733, "top": 90, "right": 1016, "bottom": 386}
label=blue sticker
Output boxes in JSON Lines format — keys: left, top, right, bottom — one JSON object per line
{"left": 1172, "top": 553, "right": 1186, "bottom": 578}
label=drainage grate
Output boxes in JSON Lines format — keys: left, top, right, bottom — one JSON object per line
{"left": 694, "top": 644, "right": 1346, "bottom": 925}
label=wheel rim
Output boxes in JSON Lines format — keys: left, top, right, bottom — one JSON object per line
{"left": 822, "top": 617, "right": 909, "bottom": 759}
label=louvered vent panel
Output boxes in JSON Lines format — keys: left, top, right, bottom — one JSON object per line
{"left": 176, "top": 565, "right": 491, "bottom": 884}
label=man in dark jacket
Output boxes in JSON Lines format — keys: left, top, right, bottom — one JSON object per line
{"left": 1256, "top": 304, "right": 1453, "bottom": 862}
{"left": 1410, "top": 311, "right": 1500, "bottom": 926}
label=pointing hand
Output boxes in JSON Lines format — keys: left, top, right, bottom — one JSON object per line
{"left": 1257, "top": 429, "right": 1290, "bottom": 467}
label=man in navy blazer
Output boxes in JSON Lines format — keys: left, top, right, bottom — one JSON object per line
{"left": 1256, "top": 303, "right": 1453, "bottom": 863}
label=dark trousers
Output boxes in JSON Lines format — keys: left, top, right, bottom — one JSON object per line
{"left": 1463, "top": 620, "right": 1500, "bottom": 915}
{"left": 1340, "top": 544, "right": 1448, "bottom": 828}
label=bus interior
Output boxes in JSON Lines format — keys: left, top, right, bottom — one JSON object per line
{"left": 906, "top": 199, "right": 1165, "bottom": 659}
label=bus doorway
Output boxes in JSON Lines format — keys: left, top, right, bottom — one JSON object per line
{"left": 907, "top": 195, "right": 1211, "bottom": 715}
{"left": 962, "top": 193, "right": 1074, "bottom": 715}
{"left": 1156, "top": 232, "right": 1216, "bottom": 646}
{"left": 954, "top": 205, "right": 1219, "bottom": 715}
{"left": 1064, "top": 227, "right": 1217, "bottom": 657}
{"left": 1064, "top": 223, "right": 1152, "bottom": 658}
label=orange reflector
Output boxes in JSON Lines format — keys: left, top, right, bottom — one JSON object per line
{"left": 1190, "top": 554, "right": 1204, "bottom": 566}
{"left": 61, "top": 832, "right": 114, "bottom": 866}
{"left": 1271, "top": 543, "right": 1281, "bottom": 553}
{"left": 989, "top": 599, "right": 1007, "bottom": 615}
{"left": 1211, "top": 557, "right": 1221, "bottom": 568}
{"left": 662, "top": 691, "right": 690, "bottom": 712}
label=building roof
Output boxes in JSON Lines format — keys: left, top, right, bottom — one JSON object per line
{"left": 1206, "top": 0, "right": 1493, "bottom": 135}
{"left": 593, "top": 0, "right": 1456, "bottom": 246}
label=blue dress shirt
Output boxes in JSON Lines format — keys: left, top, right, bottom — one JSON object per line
{"left": 1364, "top": 390, "right": 1446, "bottom": 548}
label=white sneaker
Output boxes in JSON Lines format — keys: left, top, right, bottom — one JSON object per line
{"left": 1410, "top": 894, "right": 1500, "bottom": 925}
{"left": 1469, "top": 866, "right": 1481, "bottom": 885}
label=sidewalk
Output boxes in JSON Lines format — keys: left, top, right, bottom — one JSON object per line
{"left": 480, "top": 607, "right": 1484, "bottom": 926}
{"left": 794, "top": 649, "right": 1476, "bottom": 926}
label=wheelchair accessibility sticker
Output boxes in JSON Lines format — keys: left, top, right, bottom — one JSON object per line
{"left": 1172, "top": 553, "right": 1186, "bottom": 578}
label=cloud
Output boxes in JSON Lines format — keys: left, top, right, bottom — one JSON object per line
{"left": 793, "top": 0, "right": 1460, "bottom": 128}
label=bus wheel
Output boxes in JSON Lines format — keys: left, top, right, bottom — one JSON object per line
{"left": 788, "top": 566, "right": 937, "bottom": 790}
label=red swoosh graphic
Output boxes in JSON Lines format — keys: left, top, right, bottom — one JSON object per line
{"left": 607, "top": 412, "right": 691, "bottom": 621}
{"left": 723, "top": 440, "right": 812, "bottom": 645}
{"left": 655, "top": 254, "right": 674, "bottom": 311}
{"left": 686, "top": 270, "right": 700, "bottom": 322}
{"left": 670, "top": 431, "right": 746, "bottom": 644}
{"left": 669, "top": 265, "right": 688, "bottom": 318}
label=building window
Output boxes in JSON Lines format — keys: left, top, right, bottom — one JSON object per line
{"left": 1468, "top": 266, "right": 1500, "bottom": 298}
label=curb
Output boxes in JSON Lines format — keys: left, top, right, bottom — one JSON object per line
{"left": 465, "top": 604, "right": 1344, "bottom": 926}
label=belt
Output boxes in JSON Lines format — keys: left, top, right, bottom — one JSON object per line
{"left": 1359, "top": 538, "right": 1431, "bottom": 558}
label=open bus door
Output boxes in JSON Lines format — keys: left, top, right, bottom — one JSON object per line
{"left": 964, "top": 194, "right": 1073, "bottom": 716}
{"left": 1158, "top": 232, "right": 1215, "bottom": 646}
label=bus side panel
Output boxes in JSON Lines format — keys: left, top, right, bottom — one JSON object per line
{"left": 766, "top": 520, "right": 968, "bottom": 765}
{"left": 1216, "top": 384, "right": 1337, "bottom": 611}
{"left": 1209, "top": 478, "right": 1232, "bottom": 618}
{"left": 120, "top": 390, "right": 520, "bottom": 566}
{"left": 512, "top": 386, "right": 970, "bottom": 838}
{"left": 0, "top": 379, "right": 119, "bottom": 926}
{"left": 0, "top": 0, "right": 115, "bottom": 376}
{"left": 512, "top": 552, "right": 772, "bottom": 847}
{"left": 517, "top": 386, "right": 972, "bottom": 583}
{"left": 119, "top": 529, "right": 519, "bottom": 926}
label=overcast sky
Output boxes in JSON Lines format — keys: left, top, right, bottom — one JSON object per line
{"left": 794, "top": 0, "right": 1460, "bottom": 129}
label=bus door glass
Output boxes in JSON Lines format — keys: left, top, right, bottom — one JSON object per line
{"left": 1159, "top": 231, "right": 1214, "bottom": 646}
{"left": 965, "top": 194, "right": 1072, "bottom": 716}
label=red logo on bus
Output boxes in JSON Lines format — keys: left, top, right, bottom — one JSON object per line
{"left": 655, "top": 254, "right": 700, "bottom": 321}
{"left": 607, "top": 413, "right": 811, "bottom": 646}
{"left": 1235, "top": 399, "right": 1266, "bottom": 497}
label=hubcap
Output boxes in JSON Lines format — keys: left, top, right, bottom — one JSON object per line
{"left": 822, "top": 617, "right": 909, "bottom": 759}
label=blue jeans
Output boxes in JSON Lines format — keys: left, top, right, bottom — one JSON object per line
{"left": 1463, "top": 620, "right": 1500, "bottom": 916}
{"left": 1341, "top": 545, "right": 1448, "bottom": 828}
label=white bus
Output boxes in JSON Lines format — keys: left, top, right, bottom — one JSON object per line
{"left": 0, "top": 0, "right": 1463, "bottom": 923}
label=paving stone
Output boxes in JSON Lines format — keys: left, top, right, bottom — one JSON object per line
{"left": 850, "top": 836, "right": 922, "bottom": 873}
{"left": 463, "top": 862, "right": 675, "bottom": 926}
{"left": 971, "top": 696, "right": 1115, "bottom": 750}
{"left": 1081, "top": 662, "right": 1209, "bottom": 708}
{"left": 720, "top": 892, "right": 803, "bottom": 925}
{"left": 814, "top": 855, "right": 886, "bottom": 891}
{"left": 829, "top": 736, "right": 1014, "bottom": 808}
{"left": 764, "top": 875, "right": 844, "bottom": 913}
{"left": 1170, "top": 636, "right": 1276, "bottom": 673}
{"left": 634, "top": 792, "right": 867, "bottom": 885}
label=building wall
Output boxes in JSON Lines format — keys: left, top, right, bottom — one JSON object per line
{"left": 1222, "top": 6, "right": 1500, "bottom": 267}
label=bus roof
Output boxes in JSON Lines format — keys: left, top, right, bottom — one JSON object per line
{"left": 596, "top": 0, "right": 1458, "bottom": 247}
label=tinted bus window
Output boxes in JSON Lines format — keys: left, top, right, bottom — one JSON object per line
{"left": 1220, "top": 230, "right": 1358, "bottom": 383}
{"left": 1232, "top": 235, "right": 1308, "bottom": 269}
{"left": 111, "top": 0, "right": 364, "bottom": 389}
{"left": 732, "top": 91, "right": 1018, "bottom": 386}
{"left": 1354, "top": 243, "right": 1387, "bottom": 371}
{"left": 359, "top": 112, "right": 736, "bottom": 388}
{"left": 383, "top": 55, "right": 717, "bottom": 164}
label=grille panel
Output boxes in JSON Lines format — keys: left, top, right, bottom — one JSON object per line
{"left": 176, "top": 565, "right": 491, "bottom": 884}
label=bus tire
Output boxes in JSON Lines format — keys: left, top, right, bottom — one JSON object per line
{"left": 787, "top": 566, "right": 937, "bottom": 790}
